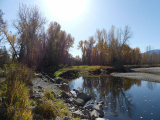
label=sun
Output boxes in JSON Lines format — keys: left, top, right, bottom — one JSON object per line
{"left": 45, "top": 0, "right": 88, "bottom": 22}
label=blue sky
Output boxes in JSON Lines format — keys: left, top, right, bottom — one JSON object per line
{"left": 1, "top": 0, "right": 160, "bottom": 57}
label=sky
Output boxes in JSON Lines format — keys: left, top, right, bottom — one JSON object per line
{"left": 1, "top": 0, "right": 160, "bottom": 57}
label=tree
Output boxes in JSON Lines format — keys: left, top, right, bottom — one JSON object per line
{"left": 95, "top": 29, "right": 107, "bottom": 65}
{"left": 77, "top": 25, "right": 132, "bottom": 66}
{"left": 0, "top": 46, "right": 10, "bottom": 67}
{"left": 41, "top": 22, "right": 74, "bottom": 70}
{"left": 116, "top": 26, "right": 132, "bottom": 67}
{"left": 13, "top": 4, "right": 46, "bottom": 67}
{"left": 78, "top": 40, "right": 88, "bottom": 64}
{"left": 0, "top": 9, "right": 5, "bottom": 41}
{"left": 86, "top": 36, "right": 95, "bottom": 65}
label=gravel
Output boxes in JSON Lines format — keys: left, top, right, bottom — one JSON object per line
{"left": 133, "top": 67, "right": 160, "bottom": 75}
{"left": 32, "top": 77, "right": 61, "bottom": 95}
{"left": 111, "top": 67, "right": 160, "bottom": 83}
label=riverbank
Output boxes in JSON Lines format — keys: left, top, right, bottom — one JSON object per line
{"left": 54, "top": 65, "right": 129, "bottom": 80}
{"left": 111, "top": 67, "right": 160, "bottom": 83}
{"left": 54, "top": 65, "right": 113, "bottom": 77}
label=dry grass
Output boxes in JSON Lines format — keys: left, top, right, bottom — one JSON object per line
{"left": 5, "top": 64, "right": 33, "bottom": 120}
{"left": 36, "top": 91, "right": 70, "bottom": 119}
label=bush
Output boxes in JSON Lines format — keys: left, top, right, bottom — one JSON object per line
{"left": 36, "top": 100, "right": 58, "bottom": 119}
{"left": 35, "top": 91, "right": 70, "bottom": 119}
{"left": 5, "top": 64, "right": 33, "bottom": 120}
{"left": 6, "top": 64, "right": 33, "bottom": 85}
{"left": 44, "top": 91, "right": 55, "bottom": 100}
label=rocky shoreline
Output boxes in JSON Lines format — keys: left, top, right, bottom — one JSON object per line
{"left": 30, "top": 74, "right": 106, "bottom": 120}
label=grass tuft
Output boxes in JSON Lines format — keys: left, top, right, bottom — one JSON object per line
{"left": 5, "top": 64, "right": 33, "bottom": 120}
{"left": 35, "top": 91, "right": 70, "bottom": 119}
{"left": 44, "top": 91, "right": 55, "bottom": 100}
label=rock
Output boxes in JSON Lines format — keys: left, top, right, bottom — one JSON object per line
{"left": 83, "top": 104, "right": 93, "bottom": 110}
{"left": 72, "top": 110, "right": 89, "bottom": 119}
{"left": 90, "top": 109, "right": 104, "bottom": 119}
{"left": 33, "top": 92, "right": 44, "bottom": 99}
{"left": 55, "top": 116, "right": 63, "bottom": 120}
{"left": 97, "top": 101, "right": 104, "bottom": 105}
{"left": 95, "top": 118, "right": 107, "bottom": 120}
{"left": 81, "top": 109, "right": 90, "bottom": 116}
{"left": 44, "top": 80, "right": 48, "bottom": 82}
{"left": 60, "top": 91, "right": 69, "bottom": 99}
{"left": 61, "top": 83, "right": 68, "bottom": 86}
{"left": 38, "top": 86, "right": 43, "bottom": 89}
{"left": 73, "top": 89, "right": 79, "bottom": 94}
{"left": 73, "top": 98, "right": 84, "bottom": 106}
{"left": 44, "top": 75, "right": 51, "bottom": 80}
{"left": 70, "top": 90, "right": 77, "bottom": 97}
{"left": 91, "top": 104, "right": 104, "bottom": 118}
{"left": 77, "top": 92, "right": 91, "bottom": 103}
{"left": 55, "top": 77, "right": 63, "bottom": 84}
{"left": 93, "top": 104, "right": 103, "bottom": 111}
{"left": 50, "top": 79, "right": 55, "bottom": 83}
{"left": 97, "top": 109, "right": 104, "bottom": 118}
{"left": 90, "top": 110, "right": 100, "bottom": 119}
{"left": 89, "top": 100, "right": 95, "bottom": 104}
{"left": 69, "top": 106, "right": 76, "bottom": 111}
{"left": 63, "top": 116, "right": 71, "bottom": 120}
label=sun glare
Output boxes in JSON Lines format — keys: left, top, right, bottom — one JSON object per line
{"left": 45, "top": 0, "right": 87, "bottom": 22}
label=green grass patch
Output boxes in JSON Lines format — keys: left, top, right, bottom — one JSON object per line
{"left": 54, "top": 65, "right": 113, "bottom": 77}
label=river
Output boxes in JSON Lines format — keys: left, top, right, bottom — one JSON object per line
{"left": 66, "top": 76, "right": 160, "bottom": 120}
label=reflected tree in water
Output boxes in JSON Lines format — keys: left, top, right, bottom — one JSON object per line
{"left": 82, "top": 76, "right": 141, "bottom": 118}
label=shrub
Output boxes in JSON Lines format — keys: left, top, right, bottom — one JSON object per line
{"left": 35, "top": 91, "right": 70, "bottom": 119}
{"left": 44, "top": 91, "right": 55, "bottom": 100}
{"left": 6, "top": 80, "right": 32, "bottom": 120}
{"left": 5, "top": 64, "right": 33, "bottom": 120}
{"left": 36, "top": 100, "right": 58, "bottom": 119}
{"left": 6, "top": 64, "right": 33, "bottom": 86}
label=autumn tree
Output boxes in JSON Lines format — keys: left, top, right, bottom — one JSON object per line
{"left": 41, "top": 22, "right": 74, "bottom": 71}
{"left": 95, "top": 29, "right": 107, "bottom": 65}
{"left": 78, "top": 26, "right": 132, "bottom": 66}
{"left": 86, "top": 36, "right": 95, "bottom": 65}
{"left": 131, "top": 47, "right": 141, "bottom": 65}
{"left": 78, "top": 40, "right": 88, "bottom": 64}
{"left": 13, "top": 4, "right": 46, "bottom": 67}
{"left": 0, "top": 9, "right": 18, "bottom": 61}
{"left": 121, "top": 44, "right": 132, "bottom": 65}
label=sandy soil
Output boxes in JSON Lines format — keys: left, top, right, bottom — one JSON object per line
{"left": 111, "top": 67, "right": 160, "bottom": 83}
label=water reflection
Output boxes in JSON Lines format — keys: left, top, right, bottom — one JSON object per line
{"left": 67, "top": 76, "right": 160, "bottom": 119}
{"left": 147, "top": 82, "right": 156, "bottom": 90}
{"left": 81, "top": 76, "right": 142, "bottom": 119}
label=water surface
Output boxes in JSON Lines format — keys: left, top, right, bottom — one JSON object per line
{"left": 68, "top": 76, "right": 160, "bottom": 120}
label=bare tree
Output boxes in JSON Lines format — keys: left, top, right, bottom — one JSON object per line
{"left": 0, "top": 9, "right": 5, "bottom": 41}
{"left": 117, "top": 26, "right": 132, "bottom": 67}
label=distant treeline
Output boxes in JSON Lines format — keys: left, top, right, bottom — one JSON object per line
{"left": 0, "top": 4, "right": 160, "bottom": 71}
